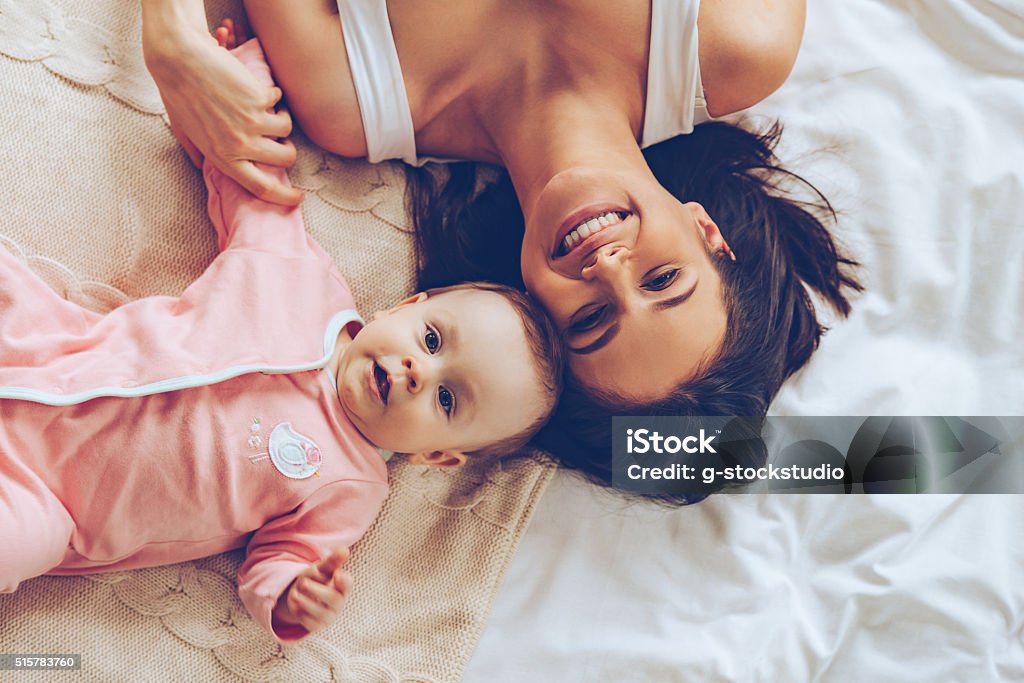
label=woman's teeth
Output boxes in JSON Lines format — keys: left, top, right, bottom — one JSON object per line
{"left": 563, "top": 212, "right": 625, "bottom": 253}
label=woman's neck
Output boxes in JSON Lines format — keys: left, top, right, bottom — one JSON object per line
{"left": 459, "top": 1, "right": 651, "bottom": 219}
{"left": 486, "top": 92, "right": 650, "bottom": 223}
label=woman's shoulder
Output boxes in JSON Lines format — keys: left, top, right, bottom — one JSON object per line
{"left": 246, "top": 1, "right": 369, "bottom": 159}
{"left": 697, "top": 0, "right": 806, "bottom": 116}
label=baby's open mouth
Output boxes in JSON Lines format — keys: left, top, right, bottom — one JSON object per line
{"left": 373, "top": 362, "right": 391, "bottom": 405}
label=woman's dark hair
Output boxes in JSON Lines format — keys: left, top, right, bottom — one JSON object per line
{"left": 406, "top": 121, "right": 862, "bottom": 505}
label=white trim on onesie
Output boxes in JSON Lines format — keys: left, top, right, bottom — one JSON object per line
{"left": 0, "top": 310, "right": 364, "bottom": 406}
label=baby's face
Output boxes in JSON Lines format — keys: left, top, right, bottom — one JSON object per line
{"left": 335, "top": 289, "right": 548, "bottom": 455}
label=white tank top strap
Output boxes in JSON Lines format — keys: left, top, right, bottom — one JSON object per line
{"left": 336, "top": 0, "right": 418, "bottom": 164}
{"left": 642, "top": 0, "right": 709, "bottom": 148}
{"left": 692, "top": 45, "right": 712, "bottom": 127}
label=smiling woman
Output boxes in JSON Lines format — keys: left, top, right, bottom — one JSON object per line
{"left": 410, "top": 122, "right": 862, "bottom": 502}
{"left": 520, "top": 167, "right": 731, "bottom": 401}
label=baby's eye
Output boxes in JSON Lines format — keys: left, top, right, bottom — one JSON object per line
{"left": 424, "top": 326, "right": 441, "bottom": 353}
{"left": 438, "top": 386, "right": 454, "bottom": 416}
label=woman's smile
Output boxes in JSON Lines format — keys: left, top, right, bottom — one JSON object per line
{"left": 554, "top": 206, "right": 632, "bottom": 258}
{"left": 554, "top": 211, "right": 640, "bottom": 278}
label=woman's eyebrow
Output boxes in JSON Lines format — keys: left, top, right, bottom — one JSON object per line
{"left": 571, "top": 278, "right": 699, "bottom": 355}
{"left": 653, "top": 279, "right": 698, "bottom": 312}
{"left": 569, "top": 323, "right": 621, "bottom": 355}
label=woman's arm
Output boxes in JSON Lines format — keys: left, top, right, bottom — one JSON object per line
{"left": 140, "top": 0, "right": 302, "bottom": 205}
{"left": 698, "top": 0, "right": 806, "bottom": 117}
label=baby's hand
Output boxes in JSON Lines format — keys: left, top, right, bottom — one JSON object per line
{"left": 273, "top": 548, "right": 353, "bottom": 636}
{"left": 213, "top": 18, "right": 245, "bottom": 51}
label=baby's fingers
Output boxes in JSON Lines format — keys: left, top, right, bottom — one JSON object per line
{"left": 214, "top": 19, "right": 240, "bottom": 50}
{"left": 288, "top": 582, "right": 337, "bottom": 633}
{"left": 332, "top": 568, "right": 353, "bottom": 598}
{"left": 214, "top": 26, "right": 230, "bottom": 49}
{"left": 297, "top": 575, "right": 348, "bottom": 611}
{"left": 314, "top": 548, "right": 351, "bottom": 581}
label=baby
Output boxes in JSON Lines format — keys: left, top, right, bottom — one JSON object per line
{"left": 0, "top": 43, "right": 563, "bottom": 643}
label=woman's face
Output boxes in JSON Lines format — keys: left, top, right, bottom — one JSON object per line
{"left": 521, "top": 167, "right": 729, "bottom": 402}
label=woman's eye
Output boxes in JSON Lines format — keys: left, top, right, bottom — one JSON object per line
{"left": 643, "top": 269, "right": 679, "bottom": 291}
{"left": 424, "top": 327, "right": 441, "bottom": 353}
{"left": 438, "top": 386, "right": 454, "bottom": 416}
{"left": 569, "top": 305, "right": 608, "bottom": 333}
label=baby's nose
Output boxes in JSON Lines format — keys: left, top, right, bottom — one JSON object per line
{"left": 401, "top": 356, "right": 432, "bottom": 394}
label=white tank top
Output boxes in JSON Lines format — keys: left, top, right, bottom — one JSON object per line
{"left": 337, "top": 0, "right": 710, "bottom": 164}
{"left": 642, "top": 0, "right": 711, "bottom": 147}
{"left": 335, "top": 0, "right": 418, "bottom": 164}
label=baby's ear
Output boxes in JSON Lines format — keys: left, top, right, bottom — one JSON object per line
{"left": 373, "top": 291, "right": 429, "bottom": 320}
{"left": 407, "top": 450, "right": 466, "bottom": 469}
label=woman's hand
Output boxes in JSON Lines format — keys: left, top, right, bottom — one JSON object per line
{"left": 142, "top": 2, "right": 302, "bottom": 205}
{"left": 273, "top": 548, "right": 353, "bottom": 637}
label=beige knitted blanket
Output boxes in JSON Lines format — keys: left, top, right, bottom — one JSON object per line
{"left": 0, "top": 1, "right": 552, "bottom": 680}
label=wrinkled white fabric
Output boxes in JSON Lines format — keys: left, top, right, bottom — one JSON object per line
{"left": 468, "top": 1, "right": 1024, "bottom": 680}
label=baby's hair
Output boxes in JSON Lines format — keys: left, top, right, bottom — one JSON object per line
{"left": 423, "top": 281, "right": 565, "bottom": 458}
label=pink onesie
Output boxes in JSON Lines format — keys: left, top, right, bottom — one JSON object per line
{"left": 0, "top": 40, "right": 389, "bottom": 643}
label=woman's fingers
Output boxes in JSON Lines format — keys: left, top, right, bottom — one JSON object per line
{"left": 265, "top": 86, "right": 284, "bottom": 109}
{"left": 252, "top": 136, "right": 298, "bottom": 168}
{"left": 264, "top": 109, "right": 293, "bottom": 138}
{"left": 148, "top": 34, "right": 302, "bottom": 204}
{"left": 232, "top": 161, "right": 303, "bottom": 205}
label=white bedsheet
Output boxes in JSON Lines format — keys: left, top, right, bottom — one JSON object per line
{"left": 466, "top": 1, "right": 1024, "bottom": 680}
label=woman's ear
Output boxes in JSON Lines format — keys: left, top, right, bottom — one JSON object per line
{"left": 685, "top": 202, "right": 734, "bottom": 259}
{"left": 372, "top": 291, "right": 429, "bottom": 320}
{"left": 406, "top": 450, "right": 467, "bottom": 469}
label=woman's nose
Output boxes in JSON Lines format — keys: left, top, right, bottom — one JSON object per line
{"left": 581, "top": 245, "right": 628, "bottom": 282}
